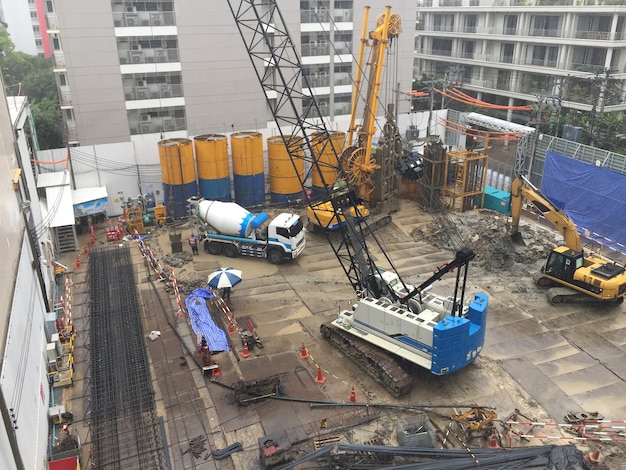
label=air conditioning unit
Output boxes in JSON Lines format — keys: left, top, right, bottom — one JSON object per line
{"left": 140, "top": 123, "right": 152, "bottom": 134}
{"left": 141, "top": 115, "right": 152, "bottom": 122}
{"left": 162, "top": 117, "right": 175, "bottom": 131}
{"left": 562, "top": 124, "right": 584, "bottom": 143}
{"left": 136, "top": 80, "right": 146, "bottom": 87}
{"left": 126, "top": 6, "right": 137, "bottom": 12}
{"left": 160, "top": 84, "right": 172, "bottom": 97}
{"left": 131, "top": 52, "right": 143, "bottom": 63}
{"left": 131, "top": 44, "right": 142, "bottom": 51}
{"left": 126, "top": 16, "right": 137, "bottom": 26}
{"left": 137, "top": 89, "right": 149, "bottom": 99}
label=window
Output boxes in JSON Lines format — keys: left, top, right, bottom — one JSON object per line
{"left": 464, "top": 15, "right": 477, "bottom": 33}
{"left": 433, "top": 14, "right": 454, "bottom": 33}
{"left": 501, "top": 43, "right": 514, "bottom": 63}
{"left": 53, "top": 37, "right": 61, "bottom": 50}
{"left": 59, "top": 74, "right": 67, "bottom": 86}
{"left": 531, "top": 16, "right": 560, "bottom": 37}
{"left": 504, "top": 15, "right": 517, "bottom": 35}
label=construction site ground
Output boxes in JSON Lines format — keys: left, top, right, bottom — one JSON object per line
{"left": 59, "top": 197, "right": 626, "bottom": 469}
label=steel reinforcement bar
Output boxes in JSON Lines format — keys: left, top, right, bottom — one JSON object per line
{"left": 88, "top": 245, "right": 166, "bottom": 469}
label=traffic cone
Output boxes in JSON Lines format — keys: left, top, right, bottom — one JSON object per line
{"left": 584, "top": 444, "right": 602, "bottom": 465}
{"left": 299, "top": 342, "right": 309, "bottom": 359}
{"left": 75, "top": 256, "right": 82, "bottom": 270}
{"left": 83, "top": 245, "right": 89, "bottom": 256}
{"left": 486, "top": 428, "right": 500, "bottom": 449}
{"left": 349, "top": 386, "right": 357, "bottom": 403}
{"left": 211, "top": 362, "right": 222, "bottom": 378}
{"left": 240, "top": 340, "right": 251, "bottom": 358}
{"left": 314, "top": 366, "right": 326, "bottom": 384}
{"left": 227, "top": 318, "right": 236, "bottom": 335}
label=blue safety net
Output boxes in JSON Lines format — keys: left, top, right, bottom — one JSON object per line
{"left": 542, "top": 151, "right": 626, "bottom": 252}
{"left": 185, "top": 288, "right": 230, "bottom": 352}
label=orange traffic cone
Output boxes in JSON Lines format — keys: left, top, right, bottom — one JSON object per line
{"left": 83, "top": 245, "right": 90, "bottom": 255}
{"left": 314, "top": 366, "right": 326, "bottom": 384}
{"left": 299, "top": 342, "right": 309, "bottom": 359}
{"left": 75, "top": 256, "right": 82, "bottom": 270}
{"left": 227, "top": 318, "right": 236, "bottom": 335}
{"left": 486, "top": 428, "right": 500, "bottom": 449}
{"left": 212, "top": 362, "right": 222, "bottom": 378}
{"left": 349, "top": 386, "right": 357, "bottom": 403}
{"left": 240, "top": 340, "right": 251, "bottom": 358}
{"left": 584, "top": 444, "right": 602, "bottom": 465}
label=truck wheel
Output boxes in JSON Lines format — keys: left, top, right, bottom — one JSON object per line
{"left": 267, "top": 249, "right": 284, "bottom": 265}
{"left": 207, "top": 241, "right": 222, "bottom": 255}
{"left": 223, "top": 244, "right": 239, "bottom": 258}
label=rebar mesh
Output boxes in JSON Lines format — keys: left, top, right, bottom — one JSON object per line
{"left": 88, "top": 245, "right": 167, "bottom": 469}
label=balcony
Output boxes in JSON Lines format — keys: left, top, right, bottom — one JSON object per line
{"left": 53, "top": 50, "right": 66, "bottom": 68}
{"left": 125, "top": 83, "right": 183, "bottom": 101}
{"left": 130, "top": 115, "right": 186, "bottom": 135}
{"left": 46, "top": 12, "right": 59, "bottom": 30}
{"left": 530, "top": 28, "right": 561, "bottom": 38}
{"left": 576, "top": 30, "right": 611, "bottom": 40}
{"left": 120, "top": 48, "right": 179, "bottom": 65}
{"left": 113, "top": 10, "right": 176, "bottom": 28}
{"left": 59, "top": 90, "right": 72, "bottom": 107}
{"left": 432, "top": 48, "right": 453, "bottom": 57}
{"left": 524, "top": 58, "right": 558, "bottom": 68}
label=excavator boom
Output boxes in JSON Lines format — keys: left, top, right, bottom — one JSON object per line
{"left": 510, "top": 175, "right": 581, "bottom": 251}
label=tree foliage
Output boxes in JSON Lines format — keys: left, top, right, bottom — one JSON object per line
{"left": 0, "top": 30, "right": 62, "bottom": 149}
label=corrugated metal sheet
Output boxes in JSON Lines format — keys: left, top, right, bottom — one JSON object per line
{"left": 44, "top": 186, "right": 75, "bottom": 228}
{"left": 72, "top": 186, "right": 108, "bottom": 205}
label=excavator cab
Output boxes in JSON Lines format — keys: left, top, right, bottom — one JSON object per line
{"left": 544, "top": 248, "right": 584, "bottom": 282}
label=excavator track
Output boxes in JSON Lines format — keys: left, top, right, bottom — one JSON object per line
{"left": 320, "top": 322, "right": 413, "bottom": 398}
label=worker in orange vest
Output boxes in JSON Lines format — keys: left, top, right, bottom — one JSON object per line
{"left": 189, "top": 232, "right": 198, "bottom": 255}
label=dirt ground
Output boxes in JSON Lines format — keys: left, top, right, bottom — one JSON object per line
{"left": 131, "top": 199, "right": 626, "bottom": 468}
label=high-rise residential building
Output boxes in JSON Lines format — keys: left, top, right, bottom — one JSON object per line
{"left": 45, "top": 1, "right": 416, "bottom": 147}
{"left": 1, "top": 0, "right": 51, "bottom": 57}
{"left": 415, "top": 0, "right": 626, "bottom": 124}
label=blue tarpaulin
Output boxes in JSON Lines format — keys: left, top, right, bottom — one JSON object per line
{"left": 542, "top": 151, "right": 626, "bottom": 252}
{"left": 185, "top": 288, "right": 230, "bottom": 352}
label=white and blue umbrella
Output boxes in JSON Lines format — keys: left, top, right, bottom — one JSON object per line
{"left": 207, "top": 267, "right": 243, "bottom": 289}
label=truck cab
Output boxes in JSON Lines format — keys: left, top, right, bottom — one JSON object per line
{"left": 267, "top": 213, "right": 306, "bottom": 261}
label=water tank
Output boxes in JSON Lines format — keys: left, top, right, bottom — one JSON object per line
{"left": 267, "top": 135, "right": 305, "bottom": 204}
{"left": 230, "top": 131, "right": 265, "bottom": 207}
{"left": 158, "top": 138, "right": 197, "bottom": 218}
{"left": 311, "top": 130, "right": 344, "bottom": 197}
{"left": 194, "top": 134, "right": 231, "bottom": 201}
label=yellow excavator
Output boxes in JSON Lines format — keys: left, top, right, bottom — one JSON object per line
{"left": 510, "top": 175, "right": 626, "bottom": 304}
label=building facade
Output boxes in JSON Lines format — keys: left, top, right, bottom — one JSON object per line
{"left": 46, "top": 0, "right": 416, "bottom": 148}
{"left": 0, "top": 0, "right": 51, "bottom": 57}
{"left": 415, "top": 0, "right": 626, "bottom": 123}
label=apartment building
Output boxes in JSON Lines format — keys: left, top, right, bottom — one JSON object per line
{"left": 46, "top": 0, "right": 415, "bottom": 147}
{"left": 0, "top": 0, "right": 51, "bottom": 57}
{"left": 415, "top": 0, "right": 626, "bottom": 123}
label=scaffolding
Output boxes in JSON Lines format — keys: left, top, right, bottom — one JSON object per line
{"left": 88, "top": 245, "right": 167, "bottom": 469}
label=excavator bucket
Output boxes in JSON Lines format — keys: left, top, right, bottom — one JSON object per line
{"left": 511, "top": 231, "right": 525, "bottom": 245}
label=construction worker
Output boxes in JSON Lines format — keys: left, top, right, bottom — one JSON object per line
{"left": 189, "top": 232, "right": 198, "bottom": 255}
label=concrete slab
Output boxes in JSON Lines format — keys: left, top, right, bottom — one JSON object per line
{"left": 535, "top": 351, "right": 599, "bottom": 377}
{"left": 485, "top": 331, "right": 568, "bottom": 361}
{"left": 550, "top": 364, "right": 621, "bottom": 396}
{"left": 570, "top": 381, "right": 626, "bottom": 418}
{"left": 501, "top": 357, "right": 584, "bottom": 422}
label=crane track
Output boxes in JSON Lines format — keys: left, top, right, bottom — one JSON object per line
{"left": 320, "top": 323, "right": 413, "bottom": 398}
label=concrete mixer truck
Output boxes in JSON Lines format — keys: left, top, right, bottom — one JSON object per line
{"left": 191, "top": 199, "right": 306, "bottom": 264}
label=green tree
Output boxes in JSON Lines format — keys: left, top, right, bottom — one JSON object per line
{"left": 0, "top": 31, "right": 63, "bottom": 149}
{"left": 31, "top": 97, "right": 63, "bottom": 149}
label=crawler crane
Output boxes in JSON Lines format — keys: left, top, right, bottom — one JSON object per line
{"left": 226, "top": 1, "right": 488, "bottom": 397}
{"left": 511, "top": 175, "right": 626, "bottom": 304}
